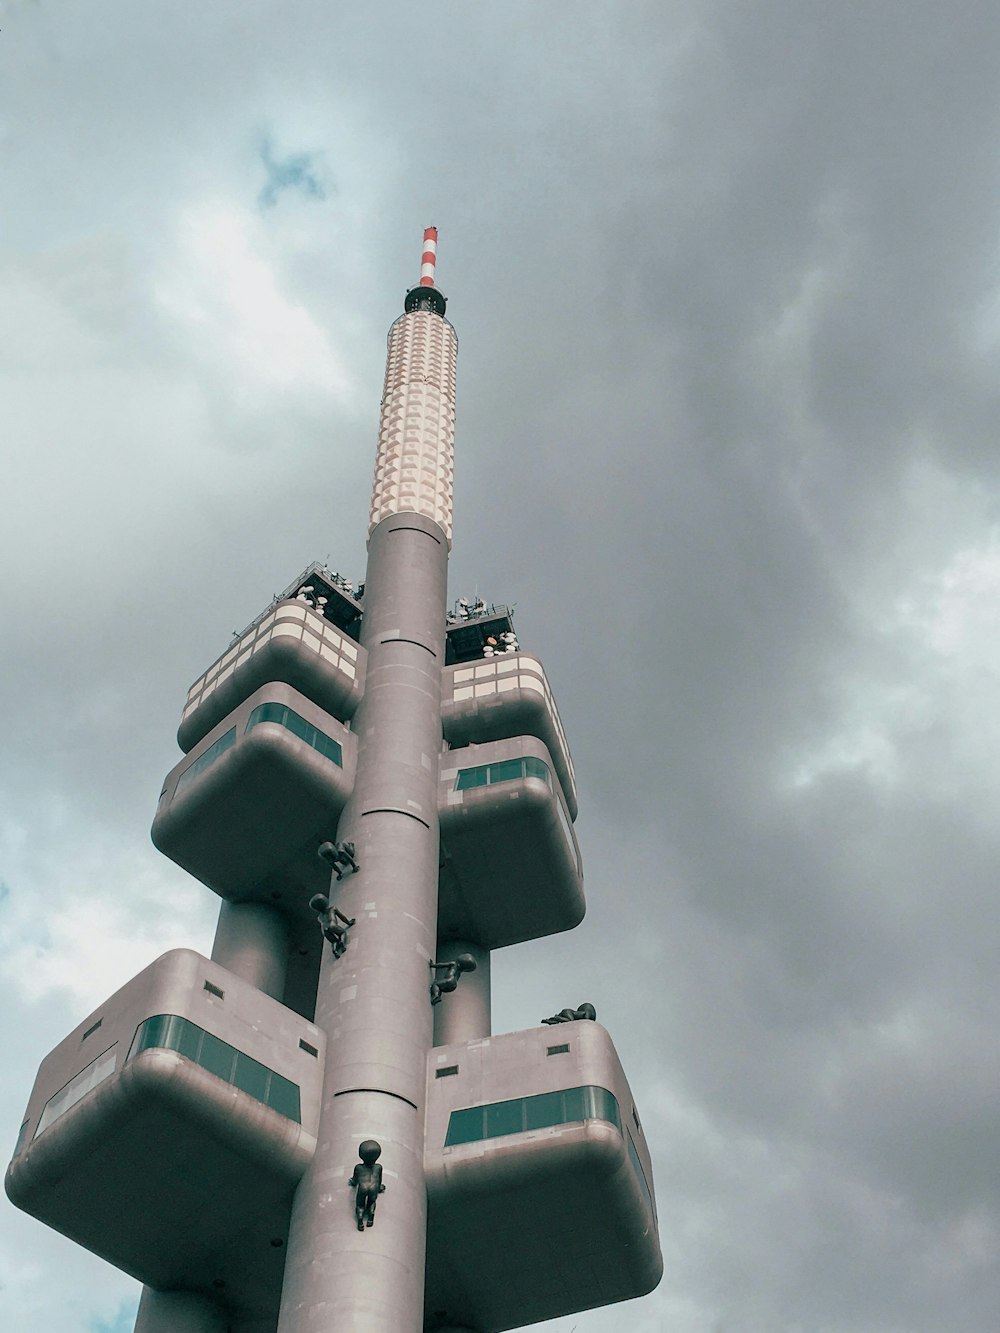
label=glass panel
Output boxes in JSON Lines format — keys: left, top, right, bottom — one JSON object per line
{"left": 267, "top": 1073, "right": 301, "bottom": 1122}
{"left": 198, "top": 1031, "right": 237, "bottom": 1083}
{"left": 561, "top": 1085, "right": 589, "bottom": 1123}
{"left": 246, "top": 702, "right": 285, "bottom": 730}
{"left": 313, "top": 732, "right": 343, "bottom": 765}
{"left": 455, "top": 766, "right": 488, "bottom": 791}
{"left": 234, "top": 1051, "right": 270, "bottom": 1103}
{"left": 485, "top": 1098, "right": 524, "bottom": 1139}
{"left": 174, "top": 728, "right": 237, "bottom": 797}
{"left": 175, "top": 1017, "right": 203, "bottom": 1062}
{"left": 524, "top": 756, "right": 552, "bottom": 785}
{"left": 488, "top": 759, "right": 524, "bottom": 786}
{"left": 130, "top": 1014, "right": 164, "bottom": 1058}
{"left": 592, "top": 1085, "right": 622, "bottom": 1129}
{"left": 245, "top": 705, "right": 342, "bottom": 767}
{"left": 524, "top": 1090, "right": 565, "bottom": 1131}
{"left": 13, "top": 1119, "right": 30, "bottom": 1158}
{"left": 127, "top": 1014, "right": 300, "bottom": 1122}
{"left": 444, "top": 1106, "right": 485, "bottom": 1146}
{"left": 36, "top": 1045, "right": 118, "bottom": 1137}
{"left": 283, "top": 709, "right": 309, "bottom": 742}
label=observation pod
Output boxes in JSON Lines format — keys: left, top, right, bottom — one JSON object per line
{"left": 438, "top": 736, "right": 584, "bottom": 947}
{"left": 441, "top": 653, "right": 578, "bottom": 820}
{"left": 178, "top": 595, "right": 366, "bottom": 753}
{"left": 153, "top": 683, "right": 356, "bottom": 914}
{"left": 5, "top": 950, "right": 323, "bottom": 1327}
{"left": 423, "top": 1022, "right": 662, "bottom": 1331}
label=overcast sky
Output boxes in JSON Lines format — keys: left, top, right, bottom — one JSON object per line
{"left": 4, "top": 2, "right": 1000, "bottom": 1330}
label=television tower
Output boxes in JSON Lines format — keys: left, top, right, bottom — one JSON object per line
{"left": 7, "top": 231, "right": 662, "bottom": 1332}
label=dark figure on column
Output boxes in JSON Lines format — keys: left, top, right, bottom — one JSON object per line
{"left": 317, "top": 839, "right": 360, "bottom": 880}
{"left": 430, "top": 953, "right": 477, "bottom": 1005}
{"left": 309, "top": 893, "right": 355, "bottom": 958}
{"left": 348, "top": 1140, "right": 385, "bottom": 1231}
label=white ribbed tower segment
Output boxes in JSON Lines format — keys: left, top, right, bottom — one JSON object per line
{"left": 368, "top": 288, "right": 457, "bottom": 544}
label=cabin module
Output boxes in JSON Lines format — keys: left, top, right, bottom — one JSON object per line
{"left": 423, "top": 1021, "right": 661, "bottom": 1331}
{"left": 6, "top": 949, "right": 324, "bottom": 1327}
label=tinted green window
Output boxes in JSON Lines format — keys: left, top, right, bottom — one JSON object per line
{"left": 245, "top": 703, "right": 343, "bottom": 767}
{"left": 250, "top": 701, "right": 286, "bottom": 725}
{"left": 13, "top": 1119, "right": 30, "bottom": 1158}
{"left": 234, "top": 1050, "right": 270, "bottom": 1103}
{"left": 455, "top": 756, "right": 554, "bottom": 793}
{"left": 266, "top": 1072, "right": 301, "bottom": 1122}
{"left": 489, "top": 758, "right": 524, "bottom": 785}
{"left": 444, "top": 1105, "right": 485, "bottom": 1145}
{"left": 176, "top": 1019, "right": 203, "bottom": 1062}
{"left": 175, "top": 727, "right": 237, "bottom": 797}
{"left": 592, "top": 1085, "right": 622, "bottom": 1129}
{"left": 131, "top": 1013, "right": 167, "bottom": 1056}
{"left": 198, "top": 1031, "right": 237, "bottom": 1082}
{"left": 445, "top": 1084, "right": 621, "bottom": 1148}
{"left": 127, "top": 1014, "right": 301, "bottom": 1124}
{"left": 524, "top": 1090, "right": 565, "bottom": 1131}
{"left": 485, "top": 1098, "right": 524, "bottom": 1138}
{"left": 562, "top": 1085, "right": 590, "bottom": 1123}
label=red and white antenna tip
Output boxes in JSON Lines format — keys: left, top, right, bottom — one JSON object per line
{"left": 419, "top": 226, "right": 438, "bottom": 287}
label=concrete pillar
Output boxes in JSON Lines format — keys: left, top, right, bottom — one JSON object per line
{"left": 277, "top": 512, "right": 448, "bottom": 1333}
{"left": 134, "top": 1287, "right": 228, "bottom": 1333}
{"left": 211, "top": 900, "right": 289, "bottom": 1000}
{"left": 432, "top": 940, "right": 491, "bottom": 1046}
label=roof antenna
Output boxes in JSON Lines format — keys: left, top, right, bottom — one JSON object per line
{"left": 419, "top": 226, "right": 438, "bottom": 287}
{"left": 404, "top": 226, "right": 447, "bottom": 316}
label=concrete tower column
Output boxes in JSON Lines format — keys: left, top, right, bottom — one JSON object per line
{"left": 277, "top": 514, "right": 447, "bottom": 1332}
{"left": 277, "top": 237, "right": 457, "bottom": 1333}
{"left": 133, "top": 1287, "right": 228, "bottom": 1333}
{"left": 432, "top": 940, "right": 491, "bottom": 1046}
{"left": 211, "top": 900, "right": 289, "bottom": 1000}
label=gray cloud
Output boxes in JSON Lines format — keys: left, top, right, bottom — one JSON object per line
{"left": 4, "top": 2, "right": 1000, "bottom": 1329}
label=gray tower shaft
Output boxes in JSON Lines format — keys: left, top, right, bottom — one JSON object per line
{"left": 278, "top": 285, "right": 457, "bottom": 1331}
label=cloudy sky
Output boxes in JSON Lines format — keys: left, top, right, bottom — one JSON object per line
{"left": 4, "top": 1, "right": 1000, "bottom": 1329}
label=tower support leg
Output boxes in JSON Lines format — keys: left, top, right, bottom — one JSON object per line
{"left": 211, "top": 900, "right": 289, "bottom": 1000}
{"left": 134, "top": 1287, "right": 229, "bottom": 1333}
{"left": 432, "top": 940, "right": 491, "bottom": 1046}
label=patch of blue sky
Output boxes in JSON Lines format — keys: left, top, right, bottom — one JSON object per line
{"left": 257, "top": 136, "right": 330, "bottom": 210}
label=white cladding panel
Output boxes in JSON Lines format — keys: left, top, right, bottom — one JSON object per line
{"left": 369, "top": 309, "right": 457, "bottom": 544}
